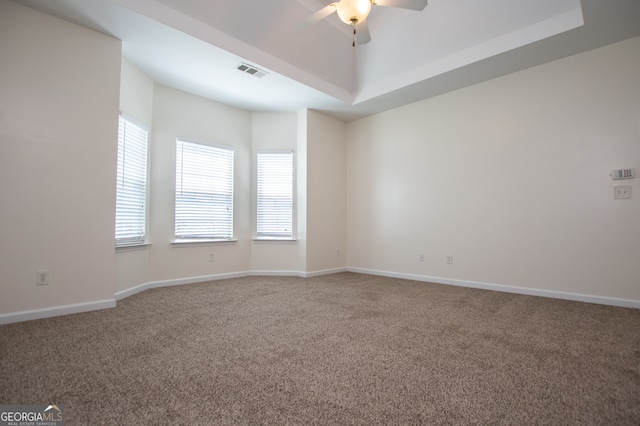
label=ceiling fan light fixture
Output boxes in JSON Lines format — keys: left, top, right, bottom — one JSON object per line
{"left": 336, "top": 0, "right": 372, "bottom": 25}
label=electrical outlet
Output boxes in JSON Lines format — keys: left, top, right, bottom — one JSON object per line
{"left": 447, "top": 255, "right": 454, "bottom": 265}
{"left": 419, "top": 253, "right": 425, "bottom": 262}
{"left": 208, "top": 253, "right": 215, "bottom": 263}
{"left": 336, "top": 249, "right": 341, "bottom": 257}
{"left": 36, "top": 270, "right": 49, "bottom": 286}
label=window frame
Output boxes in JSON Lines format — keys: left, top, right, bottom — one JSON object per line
{"left": 115, "top": 113, "right": 149, "bottom": 248}
{"left": 174, "top": 138, "right": 235, "bottom": 242}
{"left": 255, "top": 150, "right": 295, "bottom": 241}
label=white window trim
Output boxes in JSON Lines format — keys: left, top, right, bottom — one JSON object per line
{"left": 115, "top": 113, "right": 149, "bottom": 248}
{"left": 175, "top": 138, "right": 235, "bottom": 241}
{"left": 116, "top": 242, "right": 151, "bottom": 252}
{"left": 170, "top": 239, "right": 238, "bottom": 247}
{"left": 255, "top": 150, "right": 295, "bottom": 241}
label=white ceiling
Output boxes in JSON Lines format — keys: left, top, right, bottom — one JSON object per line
{"left": 12, "top": 0, "right": 640, "bottom": 121}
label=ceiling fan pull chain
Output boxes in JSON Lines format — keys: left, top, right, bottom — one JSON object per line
{"left": 353, "top": 27, "right": 356, "bottom": 47}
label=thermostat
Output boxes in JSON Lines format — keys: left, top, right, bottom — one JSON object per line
{"left": 610, "top": 169, "right": 634, "bottom": 180}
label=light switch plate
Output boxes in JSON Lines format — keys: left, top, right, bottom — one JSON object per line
{"left": 613, "top": 186, "right": 631, "bottom": 199}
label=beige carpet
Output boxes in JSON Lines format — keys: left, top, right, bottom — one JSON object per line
{"left": 1, "top": 272, "right": 639, "bottom": 425}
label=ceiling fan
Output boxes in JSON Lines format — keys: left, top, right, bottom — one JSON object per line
{"left": 297, "top": 0, "right": 428, "bottom": 46}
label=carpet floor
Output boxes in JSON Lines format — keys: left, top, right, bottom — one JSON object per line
{"left": 1, "top": 272, "right": 639, "bottom": 425}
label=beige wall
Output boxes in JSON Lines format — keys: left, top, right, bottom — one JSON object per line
{"left": 0, "top": 1, "right": 121, "bottom": 315}
{"left": 347, "top": 36, "right": 640, "bottom": 301}
{"left": 1, "top": 0, "right": 638, "bottom": 321}
{"left": 119, "top": 58, "right": 154, "bottom": 126}
{"left": 250, "top": 112, "right": 301, "bottom": 273}
{"left": 306, "top": 110, "right": 347, "bottom": 273}
{"left": 115, "top": 58, "right": 155, "bottom": 294}
{"left": 114, "top": 74, "right": 348, "bottom": 293}
{"left": 296, "top": 110, "right": 309, "bottom": 273}
{"left": 148, "top": 84, "right": 253, "bottom": 281}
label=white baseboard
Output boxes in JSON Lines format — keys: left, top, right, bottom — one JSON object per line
{"left": 250, "top": 270, "right": 306, "bottom": 277}
{"left": 114, "top": 271, "right": 252, "bottom": 300}
{"left": 1, "top": 269, "right": 347, "bottom": 324}
{"left": 347, "top": 267, "right": 640, "bottom": 309}
{"left": 304, "top": 267, "right": 349, "bottom": 278}
{"left": 0, "top": 299, "right": 116, "bottom": 325}
{"left": 114, "top": 268, "right": 348, "bottom": 300}
{"left": 248, "top": 267, "right": 347, "bottom": 278}
{"left": 4, "top": 267, "right": 637, "bottom": 325}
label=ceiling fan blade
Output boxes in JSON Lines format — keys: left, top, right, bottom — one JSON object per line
{"left": 296, "top": 3, "right": 338, "bottom": 31}
{"left": 355, "top": 20, "right": 371, "bottom": 45}
{"left": 373, "top": 0, "right": 427, "bottom": 11}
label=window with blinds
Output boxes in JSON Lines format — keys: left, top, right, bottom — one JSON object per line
{"left": 115, "top": 114, "right": 148, "bottom": 247}
{"left": 175, "top": 140, "right": 234, "bottom": 240}
{"left": 256, "top": 151, "right": 293, "bottom": 239}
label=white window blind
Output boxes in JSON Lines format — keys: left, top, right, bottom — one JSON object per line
{"left": 175, "top": 140, "right": 234, "bottom": 240}
{"left": 257, "top": 151, "right": 293, "bottom": 239}
{"left": 115, "top": 114, "right": 148, "bottom": 246}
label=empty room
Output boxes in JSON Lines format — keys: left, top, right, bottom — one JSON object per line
{"left": 1, "top": 0, "right": 639, "bottom": 424}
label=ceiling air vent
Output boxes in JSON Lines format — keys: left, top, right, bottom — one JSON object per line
{"left": 236, "top": 63, "right": 268, "bottom": 78}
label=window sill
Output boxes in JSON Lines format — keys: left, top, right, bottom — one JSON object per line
{"left": 116, "top": 242, "right": 151, "bottom": 252}
{"left": 253, "top": 238, "right": 297, "bottom": 243}
{"left": 171, "top": 239, "right": 238, "bottom": 247}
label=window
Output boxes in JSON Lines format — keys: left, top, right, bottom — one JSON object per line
{"left": 256, "top": 151, "right": 293, "bottom": 239}
{"left": 115, "top": 114, "right": 148, "bottom": 247}
{"left": 175, "top": 140, "right": 234, "bottom": 240}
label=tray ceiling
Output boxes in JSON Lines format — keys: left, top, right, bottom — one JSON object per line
{"left": 12, "top": 0, "right": 640, "bottom": 121}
